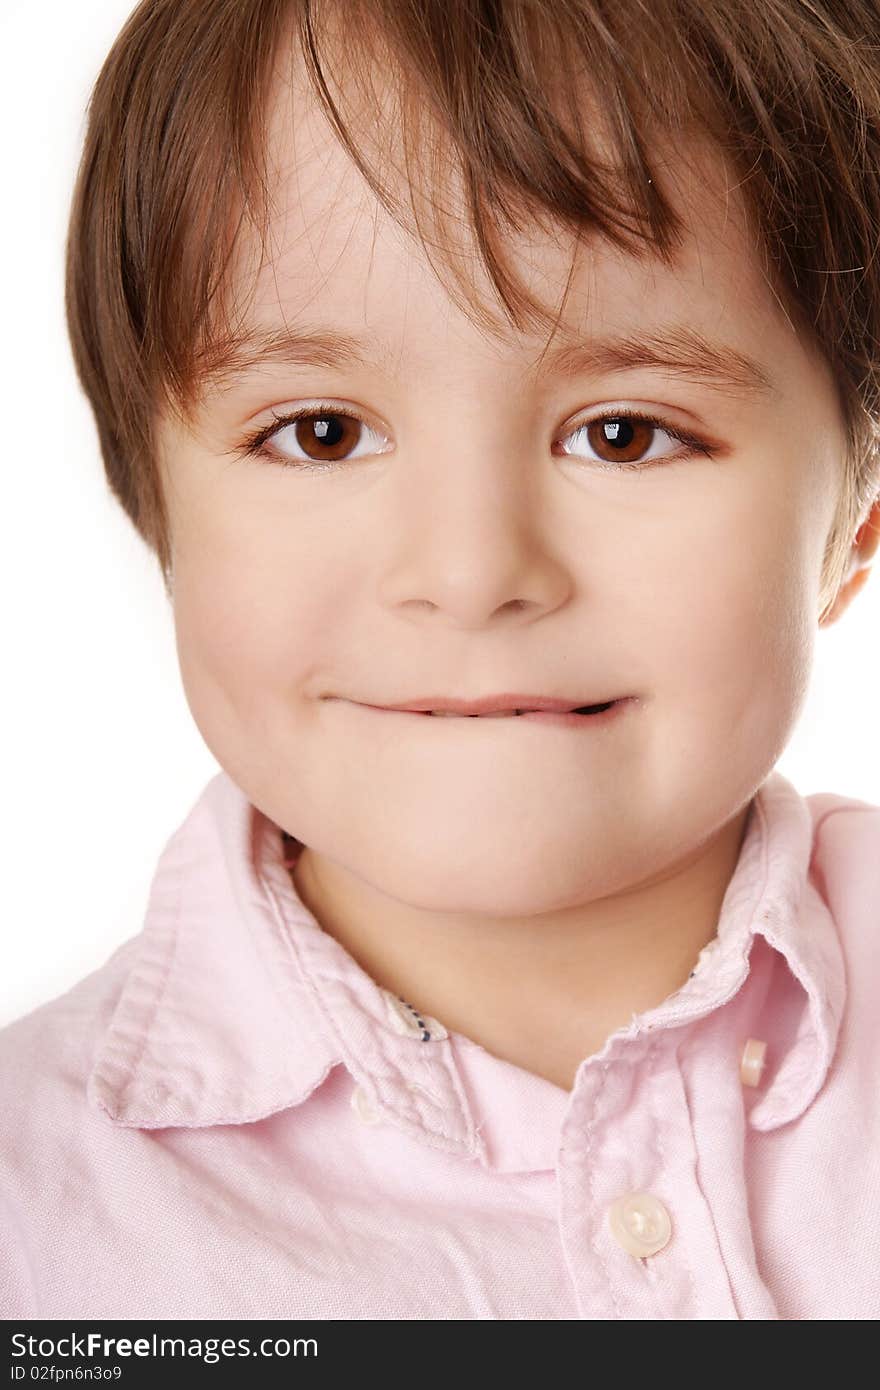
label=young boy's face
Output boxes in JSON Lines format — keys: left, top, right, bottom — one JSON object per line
{"left": 158, "top": 59, "right": 846, "bottom": 913}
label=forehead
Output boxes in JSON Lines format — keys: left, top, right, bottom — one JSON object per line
{"left": 202, "top": 32, "right": 809, "bottom": 404}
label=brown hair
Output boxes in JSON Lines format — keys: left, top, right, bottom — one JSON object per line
{"left": 65, "top": 0, "right": 880, "bottom": 617}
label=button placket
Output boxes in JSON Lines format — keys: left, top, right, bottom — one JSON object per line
{"left": 558, "top": 1031, "right": 749, "bottom": 1320}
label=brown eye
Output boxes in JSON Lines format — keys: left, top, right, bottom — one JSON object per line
{"left": 586, "top": 417, "right": 656, "bottom": 463}
{"left": 281, "top": 412, "right": 364, "bottom": 462}
{"left": 558, "top": 412, "right": 705, "bottom": 469}
{"left": 245, "top": 405, "right": 393, "bottom": 470}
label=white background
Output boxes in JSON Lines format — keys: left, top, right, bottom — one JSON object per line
{"left": 1, "top": 0, "right": 878, "bottom": 1027}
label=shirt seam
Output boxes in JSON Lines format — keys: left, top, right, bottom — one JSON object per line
{"left": 587, "top": 1059, "right": 623, "bottom": 1320}
{"left": 650, "top": 1033, "right": 690, "bottom": 1318}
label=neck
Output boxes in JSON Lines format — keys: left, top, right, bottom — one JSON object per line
{"left": 289, "top": 801, "right": 753, "bottom": 1091}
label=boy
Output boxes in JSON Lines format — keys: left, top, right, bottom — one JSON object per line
{"left": 2, "top": 0, "right": 879, "bottom": 1318}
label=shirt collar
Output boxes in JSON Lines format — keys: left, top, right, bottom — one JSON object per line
{"left": 87, "top": 767, "right": 846, "bottom": 1152}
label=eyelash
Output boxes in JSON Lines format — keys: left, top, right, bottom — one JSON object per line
{"left": 236, "top": 401, "right": 718, "bottom": 473}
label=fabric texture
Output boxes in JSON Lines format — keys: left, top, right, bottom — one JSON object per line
{"left": 1, "top": 768, "right": 878, "bottom": 1319}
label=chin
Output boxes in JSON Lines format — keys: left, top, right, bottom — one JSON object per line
{"left": 345, "top": 826, "right": 629, "bottom": 916}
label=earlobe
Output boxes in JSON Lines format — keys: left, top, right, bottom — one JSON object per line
{"left": 820, "top": 495, "right": 880, "bottom": 627}
{"left": 854, "top": 502, "right": 880, "bottom": 564}
{"left": 840, "top": 564, "right": 872, "bottom": 615}
{"left": 819, "top": 555, "right": 873, "bottom": 628}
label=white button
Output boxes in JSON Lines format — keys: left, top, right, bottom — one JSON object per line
{"left": 740, "top": 1037, "right": 768, "bottom": 1087}
{"left": 350, "top": 1085, "right": 382, "bottom": 1125}
{"left": 608, "top": 1192, "right": 672, "bottom": 1257}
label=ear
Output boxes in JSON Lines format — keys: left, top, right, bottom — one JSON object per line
{"left": 818, "top": 495, "right": 880, "bottom": 628}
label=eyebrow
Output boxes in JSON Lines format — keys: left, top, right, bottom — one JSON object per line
{"left": 541, "top": 324, "right": 778, "bottom": 398}
{"left": 196, "top": 327, "right": 379, "bottom": 398}
{"left": 195, "top": 320, "right": 778, "bottom": 401}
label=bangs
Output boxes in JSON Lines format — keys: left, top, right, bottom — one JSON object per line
{"left": 65, "top": 0, "right": 880, "bottom": 605}
{"left": 168, "top": 0, "right": 725, "bottom": 420}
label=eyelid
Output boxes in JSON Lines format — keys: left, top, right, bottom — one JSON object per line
{"left": 237, "top": 400, "right": 390, "bottom": 468}
{"left": 559, "top": 406, "right": 718, "bottom": 466}
{"left": 233, "top": 399, "right": 720, "bottom": 470}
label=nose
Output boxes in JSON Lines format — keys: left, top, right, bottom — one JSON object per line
{"left": 376, "top": 453, "right": 573, "bottom": 628}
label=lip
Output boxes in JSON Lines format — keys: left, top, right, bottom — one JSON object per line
{"left": 338, "top": 697, "right": 635, "bottom": 727}
{"left": 342, "top": 693, "right": 623, "bottom": 715}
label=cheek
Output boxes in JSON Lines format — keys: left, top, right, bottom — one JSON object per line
{"left": 650, "top": 542, "right": 814, "bottom": 744}
{"left": 170, "top": 541, "right": 344, "bottom": 731}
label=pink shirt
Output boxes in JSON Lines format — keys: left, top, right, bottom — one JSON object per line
{"left": 1, "top": 768, "right": 878, "bottom": 1320}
